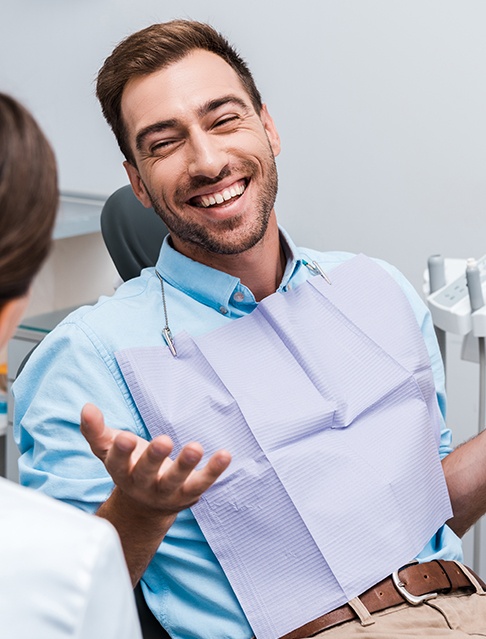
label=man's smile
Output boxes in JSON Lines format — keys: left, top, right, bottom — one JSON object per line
{"left": 189, "top": 178, "right": 247, "bottom": 208}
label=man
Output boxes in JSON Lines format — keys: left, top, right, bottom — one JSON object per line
{"left": 14, "top": 20, "right": 486, "bottom": 639}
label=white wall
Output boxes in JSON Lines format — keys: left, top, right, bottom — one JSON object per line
{"left": 2, "top": 0, "right": 486, "bottom": 570}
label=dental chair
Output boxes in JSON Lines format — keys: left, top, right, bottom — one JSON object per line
{"left": 100, "top": 184, "right": 168, "bottom": 281}
{"left": 101, "top": 185, "right": 170, "bottom": 639}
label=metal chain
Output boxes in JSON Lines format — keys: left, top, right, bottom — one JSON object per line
{"left": 155, "top": 270, "right": 177, "bottom": 357}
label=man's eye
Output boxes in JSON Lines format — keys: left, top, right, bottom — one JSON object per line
{"left": 214, "top": 116, "right": 239, "bottom": 128}
{"left": 148, "top": 138, "right": 180, "bottom": 156}
{"left": 151, "top": 140, "right": 172, "bottom": 152}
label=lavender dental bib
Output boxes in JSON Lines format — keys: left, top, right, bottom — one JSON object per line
{"left": 117, "top": 254, "right": 451, "bottom": 639}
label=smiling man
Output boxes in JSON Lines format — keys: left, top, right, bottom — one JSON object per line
{"left": 14, "top": 20, "right": 486, "bottom": 639}
{"left": 121, "top": 50, "right": 281, "bottom": 299}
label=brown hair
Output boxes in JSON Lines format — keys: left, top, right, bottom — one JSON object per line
{"left": 96, "top": 20, "right": 263, "bottom": 165}
{"left": 0, "top": 93, "right": 58, "bottom": 305}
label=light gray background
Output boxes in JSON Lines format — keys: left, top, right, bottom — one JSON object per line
{"left": 1, "top": 0, "right": 485, "bottom": 572}
{"left": 2, "top": 0, "right": 486, "bottom": 291}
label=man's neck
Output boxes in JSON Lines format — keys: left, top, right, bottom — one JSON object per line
{"left": 173, "top": 216, "right": 285, "bottom": 302}
{"left": 220, "top": 224, "right": 285, "bottom": 302}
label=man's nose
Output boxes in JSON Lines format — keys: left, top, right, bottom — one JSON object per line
{"left": 187, "top": 131, "right": 228, "bottom": 179}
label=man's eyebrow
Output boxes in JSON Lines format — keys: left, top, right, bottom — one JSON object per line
{"left": 135, "top": 119, "right": 178, "bottom": 153}
{"left": 196, "top": 95, "right": 250, "bottom": 118}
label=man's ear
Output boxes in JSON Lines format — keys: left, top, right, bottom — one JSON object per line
{"left": 260, "top": 104, "right": 281, "bottom": 158}
{"left": 0, "top": 295, "right": 30, "bottom": 351}
{"left": 123, "top": 161, "right": 153, "bottom": 209}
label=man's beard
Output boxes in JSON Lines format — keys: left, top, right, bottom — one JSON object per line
{"left": 145, "top": 154, "right": 278, "bottom": 256}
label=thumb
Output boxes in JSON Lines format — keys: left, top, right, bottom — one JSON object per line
{"left": 80, "top": 403, "right": 113, "bottom": 459}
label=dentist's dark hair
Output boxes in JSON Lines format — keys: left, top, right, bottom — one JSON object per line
{"left": 0, "top": 93, "right": 58, "bottom": 306}
{"left": 96, "top": 20, "right": 263, "bottom": 165}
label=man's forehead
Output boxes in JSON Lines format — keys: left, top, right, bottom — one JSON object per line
{"left": 121, "top": 49, "right": 252, "bottom": 128}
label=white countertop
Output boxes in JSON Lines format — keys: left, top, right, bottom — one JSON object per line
{"left": 54, "top": 191, "right": 107, "bottom": 240}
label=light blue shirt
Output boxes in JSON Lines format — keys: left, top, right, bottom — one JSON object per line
{"left": 14, "top": 229, "right": 461, "bottom": 639}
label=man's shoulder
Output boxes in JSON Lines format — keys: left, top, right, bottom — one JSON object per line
{"left": 48, "top": 268, "right": 162, "bottom": 353}
{"left": 13, "top": 268, "right": 162, "bottom": 387}
{"left": 62, "top": 269, "right": 155, "bottom": 327}
{"left": 295, "top": 247, "right": 423, "bottom": 313}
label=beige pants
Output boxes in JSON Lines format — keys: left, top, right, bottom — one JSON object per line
{"left": 312, "top": 591, "right": 486, "bottom": 638}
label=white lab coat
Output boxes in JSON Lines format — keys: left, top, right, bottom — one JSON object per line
{"left": 0, "top": 477, "right": 142, "bottom": 639}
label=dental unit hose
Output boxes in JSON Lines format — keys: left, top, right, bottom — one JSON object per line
{"left": 466, "top": 257, "right": 485, "bottom": 430}
{"left": 466, "top": 257, "right": 485, "bottom": 573}
{"left": 428, "top": 255, "right": 447, "bottom": 367}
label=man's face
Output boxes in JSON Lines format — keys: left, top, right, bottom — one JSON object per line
{"left": 121, "top": 49, "right": 281, "bottom": 261}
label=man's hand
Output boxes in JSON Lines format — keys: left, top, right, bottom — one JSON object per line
{"left": 80, "top": 402, "right": 231, "bottom": 515}
{"left": 80, "top": 402, "right": 231, "bottom": 584}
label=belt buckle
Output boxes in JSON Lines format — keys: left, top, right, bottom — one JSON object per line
{"left": 392, "top": 566, "right": 438, "bottom": 606}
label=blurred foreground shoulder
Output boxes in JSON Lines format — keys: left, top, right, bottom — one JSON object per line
{"left": 0, "top": 477, "right": 141, "bottom": 639}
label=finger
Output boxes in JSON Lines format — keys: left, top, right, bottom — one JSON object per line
{"left": 162, "top": 446, "right": 231, "bottom": 498}
{"left": 104, "top": 430, "right": 139, "bottom": 479}
{"left": 206, "top": 449, "right": 232, "bottom": 477}
{"left": 158, "top": 442, "right": 205, "bottom": 492}
{"left": 189, "top": 449, "right": 232, "bottom": 495}
{"left": 131, "top": 435, "right": 174, "bottom": 484}
{"left": 174, "top": 449, "right": 232, "bottom": 510}
{"left": 80, "top": 403, "right": 114, "bottom": 458}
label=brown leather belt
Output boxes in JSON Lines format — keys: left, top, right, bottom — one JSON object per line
{"left": 280, "top": 560, "right": 486, "bottom": 639}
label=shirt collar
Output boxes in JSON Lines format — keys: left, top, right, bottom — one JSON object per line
{"left": 155, "top": 227, "right": 305, "bottom": 313}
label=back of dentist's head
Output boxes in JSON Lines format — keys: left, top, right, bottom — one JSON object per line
{"left": 0, "top": 93, "right": 58, "bottom": 310}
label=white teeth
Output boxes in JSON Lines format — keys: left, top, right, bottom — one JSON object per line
{"left": 200, "top": 194, "right": 214, "bottom": 207}
{"left": 198, "top": 182, "right": 246, "bottom": 208}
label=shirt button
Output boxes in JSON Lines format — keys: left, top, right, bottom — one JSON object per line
{"left": 219, "top": 306, "right": 228, "bottom": 315}
{"left": 233, "top": 292, "right": 245, "bottom": 302}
